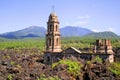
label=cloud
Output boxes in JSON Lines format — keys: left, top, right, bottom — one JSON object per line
{"left": 108, "top": 27, "right": 115, "bottom": 32}
{"left": 91, "top": 29, "right": 99, "bottom": 32}
{"left": 72, "top": 21, "right": 88, "bottom": 26}
{"left": 64, "top": 21, "right": 88, "bottom": 26}
{"left": 92, "top": 27, "right": 116, "bottom": 32}
{"left": 64, "top": 14, "right": 90, "bottom": 27}
{"left": 77, "top": 15, "right": 90, "bottom": 19}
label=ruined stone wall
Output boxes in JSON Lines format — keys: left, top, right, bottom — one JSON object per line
{"left": 95, "top": 39, "right": 113, "bottom": 54}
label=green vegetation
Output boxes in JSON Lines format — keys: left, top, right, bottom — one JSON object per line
{"left": 0, "top": 38, "right": 45, "bottom": 51}
{"left": 84, "top": 31, "right": 119, "bottom": 38}
{"left": 86, "top": 56, "right": 103, "bottom": 65}
{"left": 37, "top": 74, "right": 46, "bottom": 80}
{"left": 37, "top": 74, "right": 60, "bottom": 80}
{"left": 93, "top": 55, "right": 103, "bottom": 63}
{"left": 108, "top": 62, "right": 120, "bottom": 76}
{"left": 16, "top": 64, "right": 22, "bottom": 69}
{"left": 52, "top": 59, "right": 83, "bottom": 77}
{"left": 49, "top": 76, "right": 61, "bottom": 80}
{"left": 6, "top": 74, "right": 13, "bottom": 80}
{"left": 0, "top": 37, "right": 120, "bottom": 51}
{"left": 61, "top": 37, "right": 96, "bottom": 50}
{"left": 10, "top": 61, "right": 15, "bottom": 65}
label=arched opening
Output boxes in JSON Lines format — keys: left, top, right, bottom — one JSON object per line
{"left": 56, "top": 25, "right": 58, "bottom": 31}
{"left": 56, "top": 38, "right": 59, "bottom": 46}
{"left": 49, "top": 38, "right": 52, "bottom": 46}
{"left": 49, "top": 25, "right": 52, "bottom": 31}
{"left": 47, "top": 56, "right": 50, "bottom": 62}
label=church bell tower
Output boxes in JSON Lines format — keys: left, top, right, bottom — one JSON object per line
{"left": 46, "top": 12, "right": 62, "bottom": 52}
{"left": 44, "top": 12, "right": 62, "bottom": 64}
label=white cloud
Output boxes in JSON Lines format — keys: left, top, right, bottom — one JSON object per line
{"left": 108, "top": 27, "right": 115, "bottom": 32}
{"left": 77, "top": 15, "right": 90, "bottom": 19}
{"left": 72, "top": 21, "right": 88, "bottom": 26}
{"left": 91, "top": 29, "right": 99, "bottom": 32}
{"left": 64, "top": 14, "right": 90, "bottom": 27}
{"left": 92, "top": 27, "right": 116, "bottom": 32}
{"left": 64, "top": 21, "right": 88, "bottom": 26}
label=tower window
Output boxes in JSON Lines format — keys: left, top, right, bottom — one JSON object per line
{"left": 56, "top": 38, "right": 59, "bottom": 46}
{"left": 50, "top": 25, "right": 52, "bottom": 31}
{"left": 49, "top": 38, "right": 52, "bottom": 46}
{"left": 56, "top": 25, "right": 58, "bottom": 31}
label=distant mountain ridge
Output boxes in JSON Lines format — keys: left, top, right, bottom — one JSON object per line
{"left": 0, "top": 26, "right": 119, "bottom": 39}
{"left": 0, "top": 26, "right": 46, "bottom": 39}
{"left": 84, "top": 31, "right": 119, "bottom": 38}
{"left": 60, "top": 26, "right": 93, "bottom": 37}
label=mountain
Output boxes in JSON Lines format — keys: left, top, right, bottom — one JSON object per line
{"left": 0, "top": 26, "right": 119, "bottom": 39}
{"left": 0, "top": 26, "right": 93, "bottom": 39}
{"left": 84, "top": 31, "right": 119, "bottom": 38}
{"left": 60, "top": 26, "right": 93, "bottom": 37}
{"left": 0, "top": 26, "right": 46, "bottom": 39}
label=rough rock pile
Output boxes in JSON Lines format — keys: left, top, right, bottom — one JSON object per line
{"left": 0, "top": 49, "right": 120, "bottom": 80}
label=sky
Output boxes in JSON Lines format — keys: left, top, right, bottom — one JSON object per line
{"left": 0, "top": 0, "right": 120, "bottom": 35}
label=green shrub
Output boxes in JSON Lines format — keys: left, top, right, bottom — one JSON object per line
{"left": 86, "top": 60, "right": 91, "bottom": 65}
{"left": 16, "top": 64, "right": 21, "bottom": 68}
{"left": 52, "top": 59, "right": 83, "bottom": 77}
{"left": 108, "top": 62, "right": 120, "bottom": 76}
{"left": 37, "top": 74, "right": 46, "bottom": 80}
{"left": 37, "top": 74, "right": 60, "bottom": 80}
{"left": 6, "top": 74, "right": 13, "bottom": 80}
{"left": 93, "top": 55, "right": 102, "bottom": 63}
{"left": 49, "top": 76, "right": 61, "bottom": 80}
{"left": 10, "top": 61, "right": 15, "bottom": 65}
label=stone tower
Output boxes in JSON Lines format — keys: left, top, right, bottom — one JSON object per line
{"left": 44, "top": 12, "right": 62, "bottom": 64}
{"left": 46, "top": 12, "right": 62, "bottom": 52}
